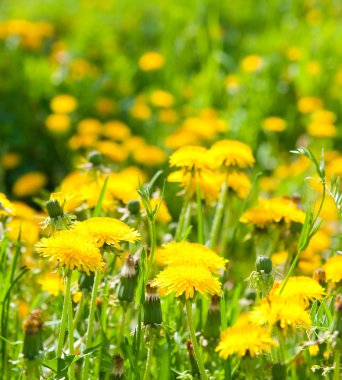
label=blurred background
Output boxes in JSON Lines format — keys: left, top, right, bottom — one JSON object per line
{"left": 0, "top": 0, "right": 341, "bottom": 202}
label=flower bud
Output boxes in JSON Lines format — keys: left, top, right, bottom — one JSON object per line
{"left": 88, "top": 150, "right": 103, "bottom": 166}
{"left": 203, "top": 295, "right": 221, "bottom": 339}
{"left": 46, "top": 199, "right": 64, "bottom": 219}
{"left": 127, "top": 200, "right": 140, "bottom": 215}
{"left": 143, "top": 281, "right": 162, "bottom": 326}
{"left": 117, "top": 255, "right": 139, "bottom": 303}
{"left": 255, "top": 255, "right": 272, "bottom": 274}
{"left": 22, "top": 309, "right": 43, "bottom": 360}
{"left": 313, "top": 268, "right": 326, "bottom": 285}
{"left": 186, "top": 340, "right": 200, "bottom": 377}
{"left": 112, "top": 354, "right": 124, "bottom": 379}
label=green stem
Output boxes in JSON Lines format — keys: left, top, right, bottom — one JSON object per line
{"left": 68, "top": 289, "right": 75, "bottom": 380}
{"left": 56, "top": 272, "right": 72, "bottom": 358}
{"left": 185, "top": 300, "right": 208, "bottom": 380}
{"left": 279, "top": 248, "right": 301, "bottom": 294}
{"left": 146, "top": 220, "right": 156, "bottom": 281}
{"left": 73, "top": 289, "right": 87, "bottom": 327}
{"left": 142, "top": 330, "right": 155, "bottom": 380}
{"left": 196, "top": 179, "right": 204, "bottom": 244}
{"left": 118, "top": 307, "right": 127, "bottom": 349}
{"left": 82, "top": 271, "right": 101, "bottom": 380}
{"left": 175, "top": 192, "right": 190, "bottom": 241}
{"left": 208, "top": 181, "right": 228, "bottom": 249}
{"left": 334, "top": 348, "right": 340, "bottom": 380}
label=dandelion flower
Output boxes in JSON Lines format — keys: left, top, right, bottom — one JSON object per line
{"left": 151, "top": 265, "right": 222, "bottom": 299}
{"left": 50, "top": 94, "right": 77, "bottom": 114}
{"left": 159, "top": 242, "right": 228, "bottom": 273}
{"left": 323, "top": 255, "right": 342, "bottom": 283}
{"left": 216, "top": 318, "right": 276, "bottom": 358}
{"left": 12, "top": 172, "right": 47, "bottom": 198}
{"left": 274, "top": 276, "right": 325, "bottom": 303}
{"left": 36, "top": 230, "right": 104, "bottom": 275}
{"left": 210, "top": 139, "right": 255, "bottom": 168}
{"left": 139, "top": 51, "right": 165, "bottom": 71}
{"left": 37, "top": 272, "right": 65, "bottom": 296}
{"left": 0, "top": 192, "right": 15, "bottom": 217}
{"left": 262, "top": 117, "right": 287, "bottom": 132}
{"left": 73, "top": 217, "right": 141, "bottom": 248}
{"left": 250, "top": 295, "right": 311, "bottom": 332}
{"left": 169, "top": 145, "right": 217, "bottom": 171}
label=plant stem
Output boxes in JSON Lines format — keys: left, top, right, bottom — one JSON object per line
{"left": 185, "top": 300, "right": 208, "bottom": 380}
{"left": 82, "top": 270, "right": 101, "bottom": 380}
{"left": 146, "top": 220, "right": 156, "bottom": 281}
{"left": 208, "top": 181, "right": 228, "bottom": 248}
{"left": 334, "top": 348, "right": 340, "bottom": 380}
{"left": 56, "top": 272, "right": 72, "bottom": 358}
{"left": 142, "top": 330, "right": 155, "bottom": 380}
{"left": 279, "top": 248, "right": 301, "bottom": 294}
{"left": 196, "top": 178, "right": 204, "bottom": 244}
{"left": 175, "top": 192, "right": 190, "bottom": 241}
{"left": 68, "top": 288, "right": 75, "bottom": 380}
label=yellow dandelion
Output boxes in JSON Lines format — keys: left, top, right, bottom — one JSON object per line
{"left": 12, "top": 172, "right": 47, "bottom": 197}
{"left": 226, "top": 171, "right": 252, "bottom": 199}
{"left": 130, "top": 101, "right": 151, "bottom": 120}
{"left": 36, "top": 230, "right": 104, "bottom": 275}
{"left": 169, "top": 146, "right": 217, "bottom": 171}
{"left": 0, "top": 192, "right": 15, "bottom": 217}
{"left": 37, "top": 272, "right": 65, "bottom": 296}
{"left": 45, "top": 114, "right": 71, "bottom": 134}
{"left": 159, "top": 242, "right": 228, "bottom": 273}
{"left": 297, "top": 96, "right": 323, "bottom": 113}
{"left": 139, "top": 51, "right": 165, "bottom": 71}
{"left": 210, "top": 139, "right": 255, "bottom": 168}
{"left": 307, "top": 122, "right": 337, "bottom": 138}
{"left": 151, "top": 265, "right": 222, "bottom": 299}
{"left": 50, "top": 94, "right": 77, "bottom": 114}
{"left": 240, "top": 54, "right": 263, "bottom": 73}
{"left": 102, "top": 120, "right": 131, "bottom": 141}
{"left": 274, "top": 276, "right": 325, "bottom": 303}
{"left": 216, "top": 318, "right": 276, "bottom": 358}
{"left": 133, "top": 145, "right": 167, "bottom": 166}
{"left": 262, "top": 117, "right": 287, "bottom": 132}
{"left": 77, "top": 118, "right": 102, "bottom": 135}
{"left": 323, "top": 255, "right": 342, "bottom": 283}
{"left": 11, "top": 201, "right": 35, "bottom": 220}
{"left": 95, "top": 140, "right": 128, "bottom": 163}
{"left": 250, "top": 295, "right": 311, "bottom": 332}
{"left": 7, "top": 219, "right": 40, "bottom": 246}
{"left": 73, "top": 217, "right": 140, "bottom": 248}
{"left": 1, "top": 152, "right": 21, "bottom": 169}
{"left": 150, "top": 90, "right": 174, "bottom": 108}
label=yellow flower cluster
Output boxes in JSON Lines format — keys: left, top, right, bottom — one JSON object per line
{"left": 240, "top": 197, "right": 305, "bottom": 228}
{"left": 216, "top": 315, "right": 276, "bottom": 359}
{"left": 151, "top": 242, "right": 227, "bottom": 299}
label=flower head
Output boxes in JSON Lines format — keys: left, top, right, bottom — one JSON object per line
{"left": 216, "top": 317, "right": 276, "bottom": 358}
{"left": 158, "top": 242, "right": 228, "bottom": 273}
{"left": 0, "top": 192, "right": 15, "bottom": 218}
{"left": 250, "top": 295, "right": 311, "bottom": 333}
{"left": 323, "top": 255, "right": 342, "bottom": 283}
{"left": 12, "top": 172, "right": 47, "bottom": 197}
{"left": 151, "top": 265, "right": 222, "bottom": 299}
{"left": 36, "top": 230, "right": 104, "bottom": 275}
{"left": 169, "top": 146, "right": 217, "bottom": 171}
{"left": 274, "top": 276, "right": 325, "bottom": 303}
{"left": 73, "top": 217, "right": 141, "bottom": 248}
{"left": 210, "top": 139, "right": 255, "bottom": 168}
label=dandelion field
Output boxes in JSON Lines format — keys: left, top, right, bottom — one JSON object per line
{"left": 0, "top": 0, "right": 341, "bottom": 379}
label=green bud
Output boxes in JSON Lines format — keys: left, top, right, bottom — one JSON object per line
{"left": 112, "top": 354, "right": 124, "bottom": 379}
{"left": 256, "top": 255, "right": 272, "bottom": 274}
{"left": 127, "top": 200, "right": 140, "bottom": 215}
{"left": 203, "top": 295, "right": 221, "bottom": 339}
{"left": 88, "top": 150, "right": 103, "bottom": 166}
{"left": 46, "top": 199, "right": 64, "bottom": 219}
{"left": 186, "top": 340, "right": 200, "bottom": 378}
{"left": 143, "top": 282, "right": 162, "bottom": 326}
{"left": 117, "top": 255, "right": 138, "bottom": 303}
{"left": 22, "top": 309, "right": 43, "bottom": 360}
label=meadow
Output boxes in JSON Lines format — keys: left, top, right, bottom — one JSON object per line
{"left": 0, "top": 0, "right": 341, "bottom": 379}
